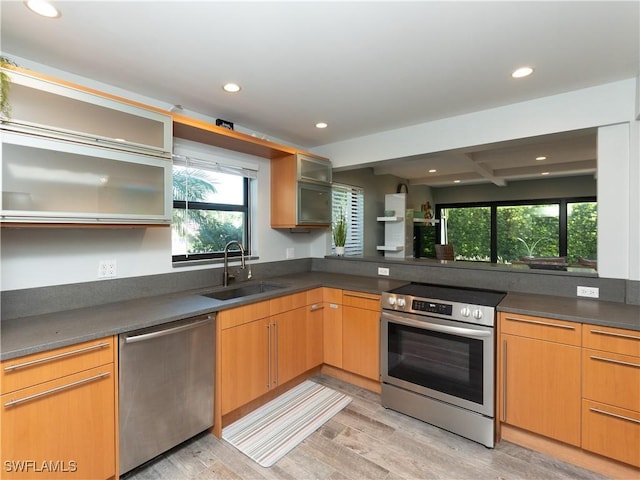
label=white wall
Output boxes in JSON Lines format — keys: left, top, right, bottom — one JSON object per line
{"left": 313, "top": 79, "right": 640, "bottom": 281}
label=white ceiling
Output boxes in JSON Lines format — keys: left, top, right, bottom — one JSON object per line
{"left": 1, "top": 1, "right": 638, "bottom": 186}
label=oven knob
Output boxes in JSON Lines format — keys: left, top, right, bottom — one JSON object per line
{"left": 388, "top": 296, "right": 396, "bottom": 306}
{"left": 460, "top": 307, "right": 471, "bottom": 317}
{"left": 473, "top": 309, "right": 483, "bottom": 320}
{"left": 397, "top": 297, "right": 407, "bottom": 308}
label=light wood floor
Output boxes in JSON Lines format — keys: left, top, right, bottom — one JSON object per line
{"left": 122, "top": 375, "right": 608, "bottom": 480}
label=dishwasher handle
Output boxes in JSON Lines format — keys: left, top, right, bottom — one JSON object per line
{"left": 124, "top": 316, "right": 213, "bottom": 344}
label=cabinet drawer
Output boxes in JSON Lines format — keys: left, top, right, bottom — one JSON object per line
{"left": 342, "top": 290, "right": 380, "bottom": 311}
{"left": 583, "top": 325, "right": 640, "bottom": 357}
{"left": 1, "top": 364, "right": 116, "bottom": 479}
{"left": 306, "top": 288, "right": 323, "bottom": 305}
{"left": 583, "top": 348, "right": 640, "bottom": 412}
{"left": 1, "top": 337, "right": 114, "bottom": 394}
{"left": 219, "top": 300, "right": 270, "bottom": 329}
{"left": 582, "top": 399, "right": 640, "bottom": 468}
{"left": 270, "top": 292, "right": 307, "bottom": 315}
{"left": 499, "top": 313, "right": 581, "bottom": 346}
{"left": 323, "top": 287, "right": 342, "bottom": 304}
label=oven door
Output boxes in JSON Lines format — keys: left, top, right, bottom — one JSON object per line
{"left": 381, "top": 310, "right": 494, "bottom": 417}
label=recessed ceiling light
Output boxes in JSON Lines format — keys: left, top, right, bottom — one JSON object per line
{"left": 512, "top": 66, "right": 534, "bottom": 79}
{"left": 222, "top": 83, "right": 241, "bottom": 93}
{"left": 315, "top": 122, "right": 328, "bottom": 129}
{"left": 453, "top": 180, "right": 461, "bottom": 184}
{"left": 428, "top": 169, "right": 437, "bottom": 173}
{"left": 24, "top": 0, "right": 60, "bottom": 18}
{"left": 541, "top": 172, "right": 550, "bottom": 175}
{"left": 536, "top": 156, "right": 547, "bottom": 161}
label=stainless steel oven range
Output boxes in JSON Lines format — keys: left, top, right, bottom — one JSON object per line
{"left": 381, "top": 283, "right": 505, "bottom": 447}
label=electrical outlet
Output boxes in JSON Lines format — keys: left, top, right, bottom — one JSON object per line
{"left": 378, "top": 267, "right": 390, "bottom": 276}
{"left": 98, "top": 260, "right": 117, "bottom": 278}
{"left": 577, "top": 286, "right": 599, "bottom": 298}
{"left": 286, "top": 247, "right": 295, "bottom": 259}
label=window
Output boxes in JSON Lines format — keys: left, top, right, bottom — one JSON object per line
{"left": 332, "top": 183, "right": 364, "bottom": 256}
{"left": 172, "top": 154, "right": 255, "bottom": 262}
{"left": 438, "top": 197, "right": 596, "bottom": 267}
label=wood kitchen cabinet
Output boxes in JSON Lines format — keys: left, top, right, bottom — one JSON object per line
{"left": 498, "top": 312, "right": 582, "bottom": 446}
{"left": 270, "top": 153, "right": 332, "bottom": 228}
{"left": 219, "top": 301, "right": 271, "bottom": 415}
{"left": 581, "top": 325, "right": 640, "bottom": 467}
{"left": 342, "top": 290, "right": 381, "bottom": 381}
{"left": 220, "top": 292, "right": 320, "bottom": 415}
{"left": 322, "top": 288, "right": 344, "bottom": 368}
{"left": 0, "top": 337, "right": 117, "bottom": 479}
{"left": 305, "top": 288, "right": 326, "bottom": 371}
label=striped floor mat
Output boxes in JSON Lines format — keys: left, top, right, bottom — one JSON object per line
{"left": 222, "top": 380, "right": 352, "bottom": 467}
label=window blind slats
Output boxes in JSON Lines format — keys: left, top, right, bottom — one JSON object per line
{"left": 332, "top": 183, "right": 364, "bottom": 256}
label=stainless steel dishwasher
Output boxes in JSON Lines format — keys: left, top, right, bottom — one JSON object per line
{"left": 119, "top": 314, "right": 215, "bottom": 475}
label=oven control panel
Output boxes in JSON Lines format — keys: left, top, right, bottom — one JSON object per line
{"left": 382, "top": 292, "right": 496, "bottom": 326}
{"left": 412, "top": 300, "right": 453, "bottom": 316}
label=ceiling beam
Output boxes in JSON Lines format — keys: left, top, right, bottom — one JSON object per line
{"left": 463, "top": 153, "right": 506, "bottom": 186}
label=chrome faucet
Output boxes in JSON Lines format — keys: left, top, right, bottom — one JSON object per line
{"left": 223, "top": 241, "right": 248, "bottom": 286}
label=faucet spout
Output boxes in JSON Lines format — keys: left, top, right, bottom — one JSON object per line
{"left": 223, "top": 241, "right": 246, "bottom": 287}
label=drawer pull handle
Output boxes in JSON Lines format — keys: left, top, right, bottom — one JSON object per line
{"left": 344, "top": 292, "right": 379, "bottom": 301}
{"left": 504, "top": 316, "right": 575, "bottom": 330}
{"left": 3, "top": 342, "right": 110, "bottom": 372}
{"left": 4, "top": 372, "right": 110, "bottom": 407}
{"left": 590, "top": 407, "right": 640, "bottom": 425}
{"left": 590, "top": 355, "right": 640, "bottom": 368}
{"left": 310, "top": 304, "right": 325, "bottom": 312}
{"left": 590, "top": 329, "right": 640, "bottom": 341}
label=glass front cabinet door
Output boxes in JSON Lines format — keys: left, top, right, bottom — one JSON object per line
{"left": 0, "top": 68, "right": 172, "bottom": 225}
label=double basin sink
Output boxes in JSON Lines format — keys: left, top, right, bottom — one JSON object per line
{"left": 201, "top": 281, "right": 287, "bottom": 301}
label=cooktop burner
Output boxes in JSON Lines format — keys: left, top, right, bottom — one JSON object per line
{"left": 388, "top": 283, "right": 506, "bottom": 307}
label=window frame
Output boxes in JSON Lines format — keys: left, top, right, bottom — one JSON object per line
{"left": 436, "top": 195, "right": 596, "bottom": 263}
{"left": 332, "top": 182, "right": 364, "bottom": 256}
{"left": 172, "top": 176, "right": 251, "bottom": 263}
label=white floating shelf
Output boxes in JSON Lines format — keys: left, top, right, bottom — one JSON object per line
{"left": 377, "top": 216, "right": 404, "bottom": 222}
{"left": 376, "top": 245, "right": 404, "bottom": 252}
{"left": 413, "top": 218, "right": 439, "bottom": 225}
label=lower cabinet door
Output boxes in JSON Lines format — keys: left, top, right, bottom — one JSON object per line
{"left": 274, "top": 307, "right": 308, "bottom": 386}
{"left": 582, "top": 399, "right": 640, "bottom": 467}
{"left": 1, "top": 364, "right": 116, "bottom": 479}
{"left": 220, "top": 318, "right": 270, "bottom": 415}
{"left": 342, "top": 306, "right": 380, "bottom": 381}
{"left": 501, "top": 334, "right": 581, "bottom": 446}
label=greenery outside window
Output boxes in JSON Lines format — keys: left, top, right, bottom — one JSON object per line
{"left": 172, "top": 154, "right": 254, "bottom": 262}
{"left": 438, "top": 197, "right": 596, "bottom": 266}
{"left": 332, "top": 183, "right": 364, "bottom": 256}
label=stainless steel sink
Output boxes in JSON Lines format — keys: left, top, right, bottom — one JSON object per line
{"left": 202, "top": 282, "right": 286, "bottom": 301}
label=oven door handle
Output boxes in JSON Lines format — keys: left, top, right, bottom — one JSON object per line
{"left": 381, "top": 311, "right": 492, "bottom": 338}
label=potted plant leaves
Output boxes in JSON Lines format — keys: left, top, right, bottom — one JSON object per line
{"left": 0, "top": 55, "right": 17, "bottom": 119}
{"left": 333, "top": 213, "right": 348, "bottom": 256}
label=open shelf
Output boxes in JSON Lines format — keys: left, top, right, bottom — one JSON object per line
{"left": 376, "top": 245, "right": 404, "bottom": 252}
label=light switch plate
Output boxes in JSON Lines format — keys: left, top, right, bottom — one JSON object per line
{"left": 378, "top": 267, "right": 390, "bottom": 276}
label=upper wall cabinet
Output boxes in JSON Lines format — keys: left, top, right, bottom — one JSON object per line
{"left": 271, "top": 153, "right": 332, "bottom": 228}
{"left": 1, "top": 68, "right": 172, "bottom": 157}
{"left": 1, "top": 68, "right": 172, "bottom": 225}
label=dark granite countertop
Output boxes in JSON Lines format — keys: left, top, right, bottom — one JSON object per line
{"left": 0, "top": 272, "right": 407, "bottom": 361}
{"left": 2, "top": 272, "right": 638, "bottom": 361}
{"left": 498, "top": 292, "right": 640, "bottom": 331}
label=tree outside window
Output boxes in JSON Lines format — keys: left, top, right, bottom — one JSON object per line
{"left": 438, "top": 198, "right": 596, "bottom": 267}
{"left": 172, "top": 164, "right": 249, "bottom": 262}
